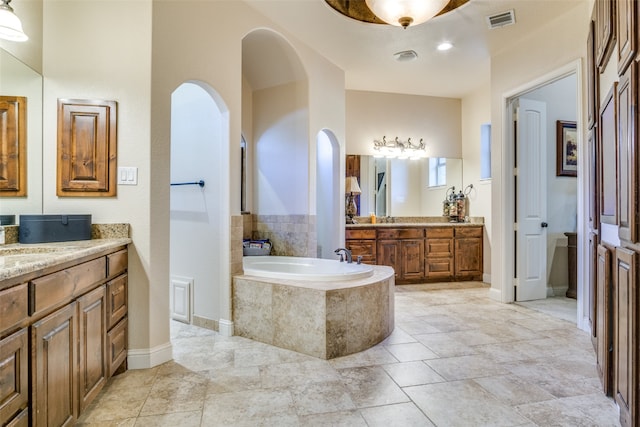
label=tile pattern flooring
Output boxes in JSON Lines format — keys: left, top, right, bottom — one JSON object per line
{"left": 77, "top": 283, "right": 621, "bottom": 426}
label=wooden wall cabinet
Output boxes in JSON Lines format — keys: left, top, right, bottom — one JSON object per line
{"left": 596, "top": 244, "right": 613, "bottom": 396}
{"left": 57, "top": 99, "right": 117, "bottom": 197}
{"left": 600, "top": 83, "right": 619, "bottom": 225}
{"left": 614, "top": 247, "right": 637, "bottom": 426}
{"left": 617, "top": 64, "right": 638, "bottom": 244}
{"left": 595, "top": 0, "right": 616, "bottom": 72}
{"left": 347, "top": 224, "right": 483, "bottom": 284}
{"left": 0, "top": 246, "right": 128, "bottom": 426}
{"left": 0, "top": 96, "right": 27, "bottom": 197}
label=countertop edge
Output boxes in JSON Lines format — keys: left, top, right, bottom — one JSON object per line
{"left": 0, "top": 238, "right": 132, "bottom": 285}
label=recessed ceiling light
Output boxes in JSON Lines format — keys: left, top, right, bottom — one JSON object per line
{"left": 437, "top": 42, "right": 453, "bottom": 51}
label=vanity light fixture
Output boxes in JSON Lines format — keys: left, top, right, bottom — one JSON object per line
{"left": 0, "top": 0, "right": 27, "bottom": 42}
{"left": 372, "top": 136, "right": 426, "bottom": 159}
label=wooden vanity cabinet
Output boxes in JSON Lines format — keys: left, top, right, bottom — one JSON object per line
{"left": 425, "top": 227, "right": 454, "bottom": 279}
{"left": 0, "top": 245, "right": 128, "bottom": 427}
{"left": 345, "top": 229, "right": 376, "bottom": 264}
{"left": 377, "top": 228, "right": 425, "bottom": 282}
{"left": 346, "top": 225, "right": 484, "bottom": 284}
{"left": 454, "top": 226, "right": 484, "bottom": 280}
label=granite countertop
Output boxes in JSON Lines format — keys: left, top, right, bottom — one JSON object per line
{"left": 346, "top": 222, "right": 483, "bottom": 228}
{"left": 0, "top": 238, "right": 132, "bottom": 284}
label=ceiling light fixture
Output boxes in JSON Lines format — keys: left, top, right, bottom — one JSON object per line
{"left": 0, "top": 0, "right": 28, "bottom": 42}
{"left": 325, "top": 0, "right": 469, "bottom": 29}
{"left": 365, "top": 0, "right": 449, "bottom": 29}
{"left": 437, "top": 42, "right": 453, "bottom": 51}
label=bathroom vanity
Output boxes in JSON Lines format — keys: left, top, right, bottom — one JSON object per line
{"left": 346, "top": 222, "right": 483, "bottom": 284}
{"left": 0, "top": 238, "right": 130, "bottom": 426}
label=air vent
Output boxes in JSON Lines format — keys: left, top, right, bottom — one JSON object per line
{"left": 394, "top": 50, "right": 418, "bottom": 62}
{"left": 486, "top": 10, "right": 515, "bottom": 29}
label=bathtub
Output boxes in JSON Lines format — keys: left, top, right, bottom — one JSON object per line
{"left": 242, "top": 255, "right": 374, "bottom": 281}
{"left": 234, "top": 256, "right": 395, "bottom": 359}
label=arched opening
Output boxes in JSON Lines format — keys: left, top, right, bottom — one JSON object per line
{"left": 169, "top": 81, "right": 230, "bottom": 332}
{"left": 316, "top": 129, "right": 341, "bottom": 258}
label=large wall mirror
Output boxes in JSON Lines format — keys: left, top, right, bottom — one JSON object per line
{"left": 356, "top": 156, "right": 463, "bottom": 217}
{"left": 0, "top": 47, "right": 43, "bottom": 219}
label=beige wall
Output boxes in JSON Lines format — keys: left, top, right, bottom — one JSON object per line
{"left": 345, "top": 90, "right": 462, "bottom": 158}
{"left": 489, "top": 1, "right": 591, "bottom": 302}
{"left": 462, "top": 84, "right": 492, "bottom": 279}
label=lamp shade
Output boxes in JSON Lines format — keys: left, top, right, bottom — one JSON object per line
{"left": 365, "top": 0, "right": 449, "bottom": 28}
{"left": 345, "top": 176, "right": 362, "bottom": 195}
{"left": 0, "top": 1, "right": 28, "bottom": 42}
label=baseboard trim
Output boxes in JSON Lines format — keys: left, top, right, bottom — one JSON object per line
{"left": 482, "top": 273, "right": 491, "bottom": 284}
{"left": 219, "top": 319, "right": 234, "bottom": 337}
{"left": 127, "top": 341, "right": 173, "bottom": 369}
{"left": 488, "top": 287, "right": 502, "bottom": 302}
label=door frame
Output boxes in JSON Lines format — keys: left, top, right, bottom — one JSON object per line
{"left": 498, "top": 59, "right": 588, "bottom": 330}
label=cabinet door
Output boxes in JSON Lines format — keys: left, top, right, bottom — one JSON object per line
{"left": 588, "top": 129, "right": 599, "bottom": 231}
{"left": 595, "top": 0, "right": 615, "bottom": 72}
{"left": 589, "top": 232, "right": 599, "bottom": 351}
{"left": 617, "top": 0, "right": 636, "bottom": 74}
{"left": 401, "top": 239, "right": 424, "bottom": 280}
{"left": 32, "top": 302, "right": 78, "bottom": 427}
{"left": 454, "top": 237, "right": 483, "bottom": 278}
{"left": 78, "top": 285, "right": 107, "bottom": 412}
{"left": 600, "top": 83, "right": 619, "bottom": 225}
{"left": 614, "top": 247, "right": 637, "bottom": 427}
{"left": 377, "top": 240, "right": 400, "bottom": 281}
{"left": 618, "top": 65, "right": 638, "bottom": 243}
{"left": 596, "top": 244, "right": 613, "bottom": 396}
{"left": 0, "top": 329, "right": 28, "bottom": 425}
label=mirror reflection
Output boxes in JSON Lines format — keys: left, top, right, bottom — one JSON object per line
{"left": 0, "top": 47, "right": 43, "bottom": 217}
{"left": 357, "top": 156, "right": 463, "bottom": 217}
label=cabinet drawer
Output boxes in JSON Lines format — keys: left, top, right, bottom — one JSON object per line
{"left": 346, "top": 229, "right": 376, "bottom": 239}
{"left": 107, "top": 249, "right": 128, "bottom": 279}
{"left": 345, "top": 241, "right": 376, "bottom": 263}
{"left": 455, "top": 226, "right": 483, "bottom": 238}
{"left": 425, "top": 227, "right": 453, "bottom": 238}
{"left": 0, "top": 284, "right": 28, "bottom": 334}
{"left": 106, "top": 274, "right": 128, "bottom": 329}
{"left": 425, "top": 258, "right": 454, "bottom": 278}
{"left": 0, "top": 329, "right": 28, "bottom": 425}
{"left": 107, "top": 317, "right": 127, "bottom": 377}
{"left": 426, "top": 238, "right": 453, "bottom": 257}
{"left": 377, "top": 228, "right": 424, "bottom": 239}
{"left": 30, "top": 257, "right": 106, "bottom": 318}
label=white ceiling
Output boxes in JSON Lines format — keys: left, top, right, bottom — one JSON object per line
{"left": 243, "top": 0, "right": 583, "bottom": 98}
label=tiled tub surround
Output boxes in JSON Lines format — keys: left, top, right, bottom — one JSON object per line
{"left": 233, "top": 265, "right": 395, "bottom": 359}
{"left": 247, "top": 214, "right": 317, "bottom": 257}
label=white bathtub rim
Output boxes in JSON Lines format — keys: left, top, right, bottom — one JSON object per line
{"left": 242, "top": 255, "right": 375, "bottom": 282}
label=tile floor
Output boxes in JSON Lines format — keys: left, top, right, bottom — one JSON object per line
{"left": 77, "top": 283, "right": 621, "bottom": 426}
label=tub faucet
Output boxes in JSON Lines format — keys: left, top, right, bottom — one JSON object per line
{"left": 334, "top": 248, "right": 353, "bottom": 263}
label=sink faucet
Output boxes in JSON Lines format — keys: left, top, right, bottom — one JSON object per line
{"left": 334, "top": 248, "right": 353, "bottom": 263}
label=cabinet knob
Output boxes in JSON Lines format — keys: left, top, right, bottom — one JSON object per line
{"left": 541, "top": 222, "right": 548, "bottom": 228}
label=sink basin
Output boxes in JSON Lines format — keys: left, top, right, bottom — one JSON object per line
{"left": 0, "top": 246, "right": 73, "bottom": 257}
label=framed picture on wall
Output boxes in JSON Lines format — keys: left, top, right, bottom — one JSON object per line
{"left": 556, "top": 120, "right": 577, "bottom": 177}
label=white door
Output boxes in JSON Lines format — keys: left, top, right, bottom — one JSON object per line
{"left": 515, "top": 98, "right": 548, "bottom": 301}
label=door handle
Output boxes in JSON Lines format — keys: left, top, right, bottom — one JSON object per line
{"left": 541, "top": 222, "right": 548, "bottom": 228}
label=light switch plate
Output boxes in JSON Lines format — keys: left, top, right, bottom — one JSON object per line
{"left": 117, "top": 167, "right": 138, "bottom": 185}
